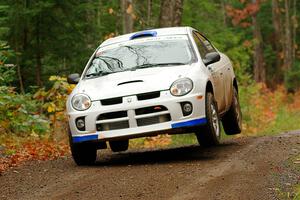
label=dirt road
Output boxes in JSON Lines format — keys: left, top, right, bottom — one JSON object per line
{"left": 1, "top": 131, "right": 300, "bottom": 200}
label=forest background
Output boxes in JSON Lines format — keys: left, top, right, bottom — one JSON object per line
{"left": 0, "top": 0, "right": 300, "bottom": 170}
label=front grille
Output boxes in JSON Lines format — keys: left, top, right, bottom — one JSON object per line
{"left": 95, "top": 106, "right": 171, "bottom": 131}
{"left": 137, "top": 114, "right": 171, "bottom": 126}
{"left": 96, "top": 121, "right": 129, "bottom": 131}
{"left": 137, "top": 91, "right": 160, "bottom": 101}
{"left": 135, "top": 106, "right": 171, "bottom": 127}
{"left": 96, "top": 111, "right": 129, "bottom": 131}
{"left": 101, "top": 97, "right": 122, "bottom": 106}
{"left": 135, "top": 106, "right": 168, "bottom": 115}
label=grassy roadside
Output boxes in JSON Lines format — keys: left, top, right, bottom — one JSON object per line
{"left": 262, "top": 108, "right": 300, "bottom": 136}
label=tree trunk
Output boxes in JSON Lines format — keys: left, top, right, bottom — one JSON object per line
{"left": 252, "top": 0, "right": 266, "bottom": 83}
{"left": 147, "top": 0, "right": 152, "bottom": 27}
{"left": 159, "top": 0, "right": 184, "bottom": 27}
{"left": 159, "top": 0, "right": 173, "bottom": 27}
{"left": 96, "top": 0, "right": 101, "bottom": 27}
{"left": 220, "top": 0, "right": 228, "bottom": 27}
{"left": 291, "top": 0, "right": 297, "bottom": 63}
{"left": 15, "top": 48, "right": 24, "bottom": 94}
{"left": 272, "top": 0, "right": 283, "bottom": 67}
{"left": 283, "top": 0, "right": 292, "bottom": 70}
{"left": 173, "top": 0, "right": 184, "bottom": 26}
{"left": 35, "top": 18, "right": 42, "bottom": 87}
{"left": 271, "top": 0, "right": 284, "bottom": 83}
{"left": 121, "top": 0, "right": 133, "bottom": 34}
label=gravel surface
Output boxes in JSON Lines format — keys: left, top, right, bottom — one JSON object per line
{"left": 0, "top": 131, "right": 300, "bottom": 200}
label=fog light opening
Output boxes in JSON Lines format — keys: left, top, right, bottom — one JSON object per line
{"left": 76, "top": 117, "right": 86, "bottom": 131}
{"left": 181, "top": 102, "right": 193, "bottom": 116}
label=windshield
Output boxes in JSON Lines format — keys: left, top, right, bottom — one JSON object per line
{"left": 84, "top": 36, "right": 194, "bottom": 78}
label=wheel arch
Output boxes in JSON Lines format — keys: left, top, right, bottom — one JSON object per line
{"left": 206, "top": 80, "right": 214, "bottom": 95}
{"left": 232, "top": 77, "right": 239, "bottom": 93}
{"left": 233, "top": 78, "right": 238, "bottom": 93}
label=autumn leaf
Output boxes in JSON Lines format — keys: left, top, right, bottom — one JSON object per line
{"left": 108, "top": 8, "right": 114, "bottom": 14}
{"left": 47, "top": 103, "right": 56, "bottom": 113}
{"left": 126, "top": 4, "right": 133, "bottom": 14}
{"left": 243, "top": 40, "right": 252, "bottom": 48}
{"left": 0, "top": 137, "right": 70, "bottom": 173}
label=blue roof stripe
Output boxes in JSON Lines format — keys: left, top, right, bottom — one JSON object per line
{"left": 130, "top": 31, "right": 157, "bottom": 40}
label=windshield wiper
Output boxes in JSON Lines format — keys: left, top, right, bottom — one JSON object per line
{"left": 130, "top": 62, "right": 187, "bottom": 71}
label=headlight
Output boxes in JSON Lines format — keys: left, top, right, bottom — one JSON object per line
{"left": 170, "top": 78, "right": 193, "bottom": 96}
{"left": 71, "top": 94, "right": 91, "bottom": 111}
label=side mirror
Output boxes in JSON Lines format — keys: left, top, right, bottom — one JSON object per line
{"left": 203, "top": 52, "right": 221, "bottom": 66}
{"left": 67, "top": 73, "right": 80, "bottom": 84}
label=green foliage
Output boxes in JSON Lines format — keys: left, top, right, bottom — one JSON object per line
{"left": 0, "top": 42, "right": 49, "bottom": 136}
{"left": 0, "top": 86, "right": 50, "bottom": 135}
{"left": 0, "top": 4, "right": 9, "bottom": 39}
{"left": 170, "top": 134, "right": 197, "bottom": 147}
{"left": 2, "top": 0, "right": 101, "bottom": 88}
{"left": 285, "top": 61, "right": 300, "bottom": 92}
{"left": 0, "top": 64, "right": 15, "bottom": 85}
{"left": 239, "top": 83, "right": 260, "bottom": 130}
{"left": 0, "top": 42, "right": 15, "bottom": 85}
{"left": 34, "top": 76, "right": 73, "bottom": 118}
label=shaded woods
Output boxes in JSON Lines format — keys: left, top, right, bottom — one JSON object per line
{"left": 0, "top": 0, "right": 300, "bottom": 171}
{"left": 1, "top": 0, "right": 299, "bottom": 90}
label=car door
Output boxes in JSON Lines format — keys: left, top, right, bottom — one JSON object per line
{"left": 193, "top": 32, "right": 226, "bottom": 113}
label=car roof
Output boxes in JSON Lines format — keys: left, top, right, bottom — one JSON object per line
{"left": 100, "top": 26, "right": 194, "bottom": 48}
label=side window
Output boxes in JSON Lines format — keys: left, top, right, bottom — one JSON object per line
{"left": 195, "top": 32, "right": 217, "bottom": 54}
{"left": 192, "top": 32, "right": 208, "bottom": 58}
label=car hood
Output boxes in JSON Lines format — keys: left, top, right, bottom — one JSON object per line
{"left": 74, "top": 65, "right": 193, "bottom": 101}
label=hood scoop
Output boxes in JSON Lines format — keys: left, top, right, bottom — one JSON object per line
{"left": 118, "top": 80, "right": 143, "bottom": 86}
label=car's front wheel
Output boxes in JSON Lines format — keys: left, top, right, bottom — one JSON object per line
{"left": 69, "top": 132, "right": 97, "bottom": 166}
{"left": 195, "top": 92, "right": 221, "bottom": 147}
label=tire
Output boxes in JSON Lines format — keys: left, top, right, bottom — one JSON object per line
{"left": 109, "top": 140, "right": 129, "bottom": 152}
{"left": 222, "top": 87, "right": 242, "bottom": 135}
{"left": 69, "top": 132, "right": 97, "bottom": 166}
{"left": 196, "top": 92, "right": 221, "bottom": 147}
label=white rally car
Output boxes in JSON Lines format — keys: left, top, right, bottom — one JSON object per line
{"left": 67, "top": 27, "right": 242, "bottom": 165}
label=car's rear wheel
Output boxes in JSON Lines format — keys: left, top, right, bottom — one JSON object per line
{"left": 109, "top": 140, "right": 129, "bottom": 152}
{"left": 196, "top": 92, "right": 221, "bottom": 147}
{"left": 68, "top": 131, "right": 97, "bottom": 166}
{"left": 222, "top": 87, "right": 242, "bottom": 135}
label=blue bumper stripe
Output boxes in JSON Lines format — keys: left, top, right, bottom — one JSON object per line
{"left": 171, "top": 118, "right": 207, "bottom": 129}
{"left": 72, "top": 134, "right": 98, "bottom": 143}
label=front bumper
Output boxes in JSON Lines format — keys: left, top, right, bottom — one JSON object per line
{"left": 68, "top": 90, "right": 206, "bottom": 143}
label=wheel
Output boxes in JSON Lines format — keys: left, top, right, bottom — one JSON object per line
{"left": 222, "top": 87, "right": 242, "bottom": 135}
{"left": 196, "top": 92, "right": 221, "bottom": 147}
{"left": 109, "top": 140, "right": 129, "bottom": 152}
{"left": 68, "top": 131, "right": 97, "bottom": 166}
